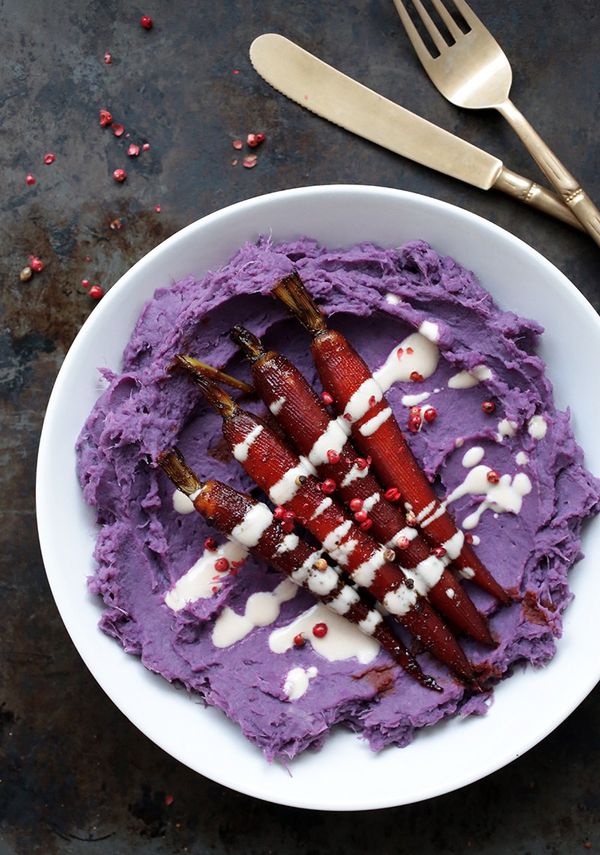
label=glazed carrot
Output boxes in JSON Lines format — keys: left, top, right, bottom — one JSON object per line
{"left": 272, "top": 272, "right": 510, "bottom": 606}
{"left": 158, "top": 448, "right": 440, "bottom": 691}
{"left": 228, "top": 326, "right": 494, "bottom": 645}
{"left": 176, "top": 360, "right": 477, "bottom": 684}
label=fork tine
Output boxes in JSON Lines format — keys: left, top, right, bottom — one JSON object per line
{"left": 450, "top": 0, "right": 483, "bottom": 31}
{"left": 393, "top": 0, "right": 435, "bottom": 66}
{"left": 410, "top": 0, "right": 449, "bottom": 53}
{"left": 430, "top": 0, "right": 464, "bottom": 40}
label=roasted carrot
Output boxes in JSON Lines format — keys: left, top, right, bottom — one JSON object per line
{"left": 272, "top": 272, "right": 510, "bottom": 605}
{"left": 176, "top": 360, "right": 477, "bottom": 684}
{"left": 228, "top": 326, "right": 494, "bottom": 645}
{"left": 158, "top": 448, "right": 440, "bottom": 690}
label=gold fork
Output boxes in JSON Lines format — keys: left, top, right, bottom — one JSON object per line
{"left": 394, "top": 0, "right": 600, "bottom": 247}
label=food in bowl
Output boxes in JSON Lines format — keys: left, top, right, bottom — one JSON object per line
{"left": 76, "top": 237, "right": 600, "bottom": 760}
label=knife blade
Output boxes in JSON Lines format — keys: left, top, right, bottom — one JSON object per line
{"left": 249, "top": 34, "right": 580, "bottom": 230}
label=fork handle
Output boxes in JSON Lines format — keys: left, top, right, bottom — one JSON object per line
{"left": 497, "top": 99, "right": 600, "bottom": 246}
{"left": 493, "top": 167, "right": 583, "bottom": 231}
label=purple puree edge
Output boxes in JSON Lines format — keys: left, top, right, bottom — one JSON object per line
{"left": 76, "top": 238, "right": 600, "bottom": 762}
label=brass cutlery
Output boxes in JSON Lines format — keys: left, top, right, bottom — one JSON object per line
{"left": 394, "top": 0, "right": 600, "bottom": 245}
{"left": 250, "top": 34, "right": 580, "bottom": 230}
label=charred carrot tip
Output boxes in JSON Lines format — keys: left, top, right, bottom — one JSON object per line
{"left": 157, "top": 447, "right": 202, "bottom": 495}
{"left": 175, "top": 354, "right": 254, "bottom": 394}
{"left": 176, "top": 355, "right": 239, "bottom": 418}
{"left": 230, "top": 325, "right": 265, "bottom": 362}
{"left": 423, "top": 675, "right": 443, "bottom": 693}
{"left": 271, "top": 271, "right": 327, "bottom": 335}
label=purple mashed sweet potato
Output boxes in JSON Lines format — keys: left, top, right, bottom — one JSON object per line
{"left": 76, "top": 238, "right": 600, "bottom": 761}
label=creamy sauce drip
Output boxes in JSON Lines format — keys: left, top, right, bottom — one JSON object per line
{"left": 401, "top": 391, "right": 430, "bottom": 407}
{"left": 232, "top": 424, "right": 264, "bottom": 463}
{"left": 231, "top": 503, "right": 273, "bottom": 548}
{"left": 307, "top": 418, "right": 349, "bottom": 466}
{"left": 496, "top": 418, "right": 518, "bottom": 441}
{"left": 528, "top": 415, "right": 547, "bottom": 439}
{"left": 341, "top": 462, "right": 370, "bottom": 488}
{"left": 462, "top": 446, "right": 485, "bottom": 468}
{"left": 172, "top": 489, "right": 195, "bottom": 514}
{"left": 373, "top": 332, "right": 440, "bottom": 395}
{"left": 269, "top": 462, "right": 309, "bottom": 505}
{"left": 269, "top": 603, "right": 380, "bottom": 664}
{"left": 165, "top": 540, "right": 247, "bottom": 611}
{"left": 269, "top": 396, "right": 286, "bottom": 416}
{"left": 448, "top": 365, "right": 492, "bottom": 389}
{"left": 447, "top": 465, "right": 532, "bottom": 530}
{"left": 283, "top": 666, "right": 318, "bottom": 701}
{"left": 385, "top": 292, "right": 402, "bottom": 305}
{"left": 212, "top": 580, "right": 298, "bottom": 648}
{"left": 359, "top": 406, "right": 392, "bottom": 437}
{"left": 418, "top": 320, "right": 440, "bottom": 342}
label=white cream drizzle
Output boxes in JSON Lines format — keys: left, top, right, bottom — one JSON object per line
{"left": 172, "top": 489, "right": 195, "bottom": 515}
{"left": 310, "top": 497, "right": 333, "bottom": 519}
{"left": 307, "top": 418, "right": 349, "bottom": 467}
{"left": 416, "top": 499, "right": 436, "bottom": 524}
{"left": 401, "top": 391, "right": 430, "bottom": 407}
{"left": 268, "top": 603, "right": 379, "bottom": 664}
{"left": 352, "top": 548, "right": 386, "bottom": 587}
{"left": 269, "top": 396, "right": 286, "bottom": 416}
{"left": 268, "top": 462, "right": 308, "bottom": 505}
{"left": 343, "top": 379, "right": 382, "bottom": 423}
{"left": 441, "top": 529, "right": 465, "bottom": 560}
{"left": 496, "top": 418, "right": 518, "bottom": 442}
{"left": 212, "top": 579, "right": 298, "bottom": 648}
{"left": 323, "top": 521, "right": 358, "bottom": 566}
{"left": 359, "top": 406, "right": 392, "bottom": 437}
{"left": 418, "top": 320, "right": 440, "bottom": 342}
{"left": 328, "top": 585, "right": 360, "bottom": 615}
{"left": 275, "top": 533, "right": 300, "bottom": 555}
{"left": 516, "top": 451, "right": 529, "bottom": 466}
{"left": 165, "top": 540, "right": 247, "bottom": 611}
{"left": 528, "top": 415, "right": 547, "bottom": 440}
{"left": 373, "top": 332, "right": 440, "bottom": 395}
{"left": 383, "top": 584, "right": 418, "bottom": 617}
{"left": 289, "top": 549, "right": 323, "bottom": 586}
{"left": 359, "top": 610, "right": 383, "bottom": 634}
{"left": 283, "top": 666, "right": 318, "bottom": 701}
{"left": 385, "top": 292, "right": 402, "bottom": 305}
{"left": 419, "top": 501, "right": 448, "bottom": 531}
{"left": 446, "top": 465, "right": 532, "bottom": 531}
{"left": 388, "top": 526, "right": 419, "bottom": 547}
{"left": 299, "top": 455, "right": 318, "bottom": 476}
{"left": 329, "top": 538, "right": 358, "bottom": 567}
{"left": 413, "top": 554, "right": 446, "bottom": 594}
{"left": 362, "top": 492, "right": 381, "bottom": 513}
{"left": 462, "top": 446, "right": 485, "bottom": 469}
{"left": 323, "top": 519, "right": 353, "bottom": 552}
{"left": 448, "top": 365, "right": 492, "bottom": 389}
{"left": 231, "top": 503, "right": 273, "bottom": 548}
{"left": 341, "top": 462, "right": 370, "bottom": 488}
{"left": 232, "top": 424, "right": 263, "bottom": 463}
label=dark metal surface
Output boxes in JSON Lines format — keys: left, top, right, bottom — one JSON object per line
{"left": 2, "top": 0, "right": 599, "bottom": 850}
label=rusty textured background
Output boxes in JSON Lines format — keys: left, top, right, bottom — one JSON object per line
{"left": 2, "top": 0, "right": 600, "bottom": 851}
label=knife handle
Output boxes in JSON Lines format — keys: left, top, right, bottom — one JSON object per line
{"left": 494, "top": 167, "right": 583, "bottom": 232}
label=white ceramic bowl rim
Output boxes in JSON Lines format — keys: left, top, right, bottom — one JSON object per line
{"left": 36, "top": 185, "right": 600, "bottom": 811}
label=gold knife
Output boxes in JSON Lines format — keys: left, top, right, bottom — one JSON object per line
{"left": 249, "top": 34, "right": 581, "bottom": 231}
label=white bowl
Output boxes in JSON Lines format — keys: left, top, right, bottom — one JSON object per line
{"left": 36, "top": 185, "right": 600, "bottom": 811}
